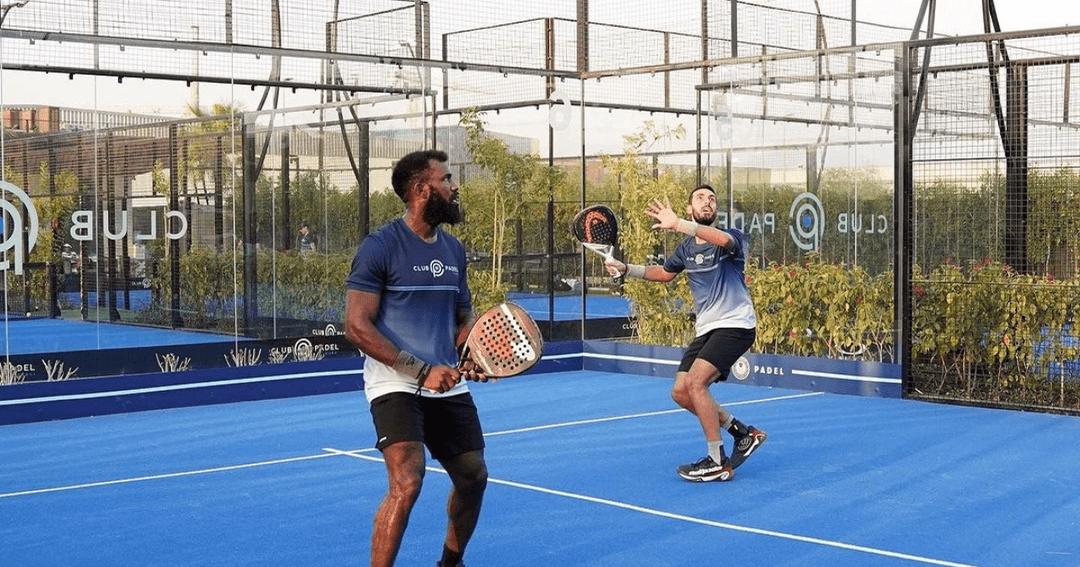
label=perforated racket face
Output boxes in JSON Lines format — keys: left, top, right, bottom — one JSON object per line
{"left": 466, "top": 303, "right": 544, "bottom": 377}
{"left": 571, "top": 205, "right": 618, "bottom": 247}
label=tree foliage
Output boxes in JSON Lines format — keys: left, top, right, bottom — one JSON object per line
{"left": 455, "top": 109, "right": 576, "bottom": 312}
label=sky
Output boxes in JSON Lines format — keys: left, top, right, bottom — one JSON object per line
{"left": 878, "top": 0, "right": 1080, "bottom": 34}
{"left": 2, "top": 0, "right": 1080, "bottom": 116}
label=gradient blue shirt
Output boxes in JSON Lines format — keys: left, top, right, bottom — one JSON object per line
{"left": 346, "top": 218, "right": 472, "bottom": 401}
{"left": 664, "top": 227, "right": 757, "bottom": 335}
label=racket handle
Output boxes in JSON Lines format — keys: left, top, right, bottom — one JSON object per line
{"left": 456, "top": 343, "right": 471, "bottom": 369}
{"left": 605, "top": 249, "right": 623, "bottom": 289}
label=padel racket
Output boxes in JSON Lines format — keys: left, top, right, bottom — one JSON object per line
{"left": 459, "top": 302, "right": 544, "bottom": 378}
{"left": 570, "top": 204, "right": 623, "bottom": 285}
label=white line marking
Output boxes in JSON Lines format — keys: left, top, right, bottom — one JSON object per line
{"left": 0, "top": 369, "right": 364, "bottom": 407}
{"left": 541, "top": 352, "right": 581, "bottom": 361}
{"left": 0, "top": 393, "right": 819, "bottom": 500}
{"left": 0, "top": 452, "right": 345, "bottom": 499}
{"left": 327, "top": 448, "right": 976, "bottom": 567}
{"left": 485, "top": 392, "right": 824, "bottom": 437}
{"left": 583, "top": 352, "right": 681, "bottom": 365}
{"left": 792, "top": 369, "right": 902, "bottom": 384}
{"left": 583, "top": 354, "right": 903, "bottom": 386}
{"left": 5, "top": 396, "right": 972, "bottom": 564}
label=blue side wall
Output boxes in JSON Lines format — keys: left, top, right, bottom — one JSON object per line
{"left": 581, "top": 341, "right": 901, "bottom": 398}
{"left": 0, "top": 340, "right": 899, "bottom": 425}
{"left": 0, "top": 357, "right": 367, "bottom": 425}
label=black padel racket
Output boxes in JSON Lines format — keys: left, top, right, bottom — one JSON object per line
{"left": 460, "top": 302, "right": 543, "bottom": 378}
{"left": 570, "top": 204, "right": 623, "bottom": 285}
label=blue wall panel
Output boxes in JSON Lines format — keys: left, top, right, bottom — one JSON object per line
{"left": 583, "top": 341, "right": 900, "bottom": 397}
{"left": 0, "top": 339, "right": 899, "bottom": 425}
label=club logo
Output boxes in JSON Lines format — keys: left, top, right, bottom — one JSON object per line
{"left": 788, "top": 192, "right": 824, "bottom": 251}
{"left": 731, "top": 356, "right": 751, "bottom": 380}
{"left": 0, "top": 181, "right": 40, "bottom": 275}
{"left": 429, "top": 258, "right": 445, "bottom": 277}
{"left": 414, "top": 258, "right": 457, "bottom": 277}
{"left": 294, "top": 338, "right": 316, "bottom": 361}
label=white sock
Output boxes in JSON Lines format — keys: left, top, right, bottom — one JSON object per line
{"left": 707, "top": 440, "right": 725, "bottom": 464}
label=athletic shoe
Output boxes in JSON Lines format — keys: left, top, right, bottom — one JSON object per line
{"left": 726, "top": 427, "right": 767, "bottom": 470}
{"left": 676, "top": 455, "right": 734, "bottom": 482}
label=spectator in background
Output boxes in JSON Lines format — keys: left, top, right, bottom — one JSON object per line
{"left": 296, "top": 222, "right": 317, "bottom": 254}
{"left": 61, "top": 243, "right": 79, "bottom": 290}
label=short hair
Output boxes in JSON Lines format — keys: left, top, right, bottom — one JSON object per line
{"left": 689, "top": 184, "right": 716, "bottom": 202}
{"left": 391, "top": 149, "right": 449, "bottom": 202}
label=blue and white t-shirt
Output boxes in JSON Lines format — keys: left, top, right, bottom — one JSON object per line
{"left": 346, "top": 218, "right": 472, "bottom": 402}
{"left": 663, "top": 227, "right": 757, "bottom": 336}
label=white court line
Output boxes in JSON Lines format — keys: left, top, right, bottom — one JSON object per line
{"left": 0, "top": 392, "right": 821, "bottom": 500}
{"left": 485, "top": 391, "right": 824, "bottom": 437}
{"left": 0, "top": 369, "right": 364, "bottom": 406}
{"left": 791, "top": 368, "right": 902, "bottom": 384}
{"left": 0, "top": 452, "right": 346, "bottom": 499}
{"left": 1, "top": 393, "right": 974, "bottom": 565}
{"left": 583, "top": 352, "right": 681, "bottom": 365}
{"left": 325, "top": 448, "right": 976, "bottom": 567}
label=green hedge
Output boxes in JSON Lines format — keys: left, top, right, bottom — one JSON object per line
{"left": 911, "top": 260, "right": 1080, "bottom": 409}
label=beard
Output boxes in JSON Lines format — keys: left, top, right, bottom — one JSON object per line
{"left": 692, "top": 210, "right": 717, "bottom": 226}
{"left": 422, "top": 191, "right": 464, "bottom": 227}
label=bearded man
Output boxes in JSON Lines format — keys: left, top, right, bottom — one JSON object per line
{"left": 605, "top": 184, "right": 768, "bottom": 482}
{"left": 346, "top": 149, "right": 487, "bottom": 567}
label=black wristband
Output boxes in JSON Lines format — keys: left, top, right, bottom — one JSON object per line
{"left": 415, "top": 363, "right": 432, "bottom": 395}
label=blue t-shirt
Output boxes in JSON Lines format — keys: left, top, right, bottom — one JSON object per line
{"left": 346, "top": 218, "right": 472, "bottom": 401}
{"left": 663, "top": 227, "right": 757, "bottom": 336}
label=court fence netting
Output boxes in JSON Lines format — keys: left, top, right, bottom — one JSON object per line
{"left": 1, "top": 0, "right": 1078, "bottom": 414}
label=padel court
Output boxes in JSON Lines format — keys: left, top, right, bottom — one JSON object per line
{"left": 0, "top": 317, "right": 240, "bottom": 355}
{"left": 3, "top": 369, "right": 1078, "bottom": 566}
{"left": 0, "top": 292, "right": 630, "bottom": 356}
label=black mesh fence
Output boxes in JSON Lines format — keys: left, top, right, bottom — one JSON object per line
{"left": 902, "top": 30, "right": 1080, "bottom": 413}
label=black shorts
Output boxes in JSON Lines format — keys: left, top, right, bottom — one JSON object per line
{"left": 678, "top": 327, "right": 756, "bottom": 382}
{"left": 369, "top": 392, "right": 485, "bottom": 461}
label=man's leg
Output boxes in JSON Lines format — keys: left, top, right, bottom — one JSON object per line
{"left": 670, "top": 360, "right": 735, "bottom": 481}
{"left": 679, "top": 328, "right": 765, "bottom": 471}
{"left": 372, "top": 441, "right": 426, "bottom": 567}
{"left": 436, "top": 450, "right": 488, "bottom": 566}
{"left": 671, "top": 359, "right": 723, "bottom": 442}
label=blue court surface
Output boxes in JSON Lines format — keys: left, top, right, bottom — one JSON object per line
{"left": 507, "top": 292, "right": 632, "bottom": 320}
{"left": 1, "top": 293, "right": 624, "bottom": 356}
{"left": 3, "top": 370, "right": 1079, "bottom": 566}
{"left": 0, "top": 317, "right": 238, "bottom": 355}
